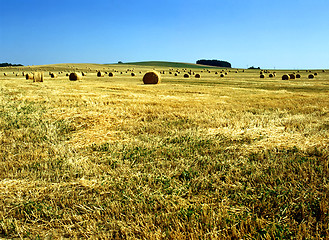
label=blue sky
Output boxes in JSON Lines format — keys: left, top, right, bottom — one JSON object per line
{"left": 1, "top": 0, "right": 329, "bottom": 69}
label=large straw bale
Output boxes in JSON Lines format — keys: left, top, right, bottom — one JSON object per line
{"left": 142, "top": 71, "right": 161, "bottom": 84}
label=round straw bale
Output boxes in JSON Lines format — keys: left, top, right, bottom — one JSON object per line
{"left": 174, "top": 73, "right": 178, "bottom": 76}
{"left": 26, "top": 73, "right": 34, "bottom": 79}
{"left": 269, "top": 73, "right": 274, "bottom": 78}
{"left": 33, "top": 72, "right": 44, "bottom": 82}
{"left": 282, "top": 74, "right": 290, "bottom": 80}
{"left": 322, "top": 70, "right": 325, "bottom": 72}
{"left": 296, "top": 74, "right": 301, "bottom": 78}
{"left": 108, "top": 72, "right": 114, "bottom": 77}
{"left": 82, "top": 72, "right": 87, "bottom": 76}
{"left": 184, "top": 74, "right": 189, "bottom": 78}
{"left": 314, "top": 72, "right": 318, "bottom": 76}
{"left": 260, "top": 74, "right": 265, "bottom": 78}
{"left": 289, "top": 74, "right": 296, "bottom": 79}
{"left": 308, "top": 74, "right": 315, "bottom": 79}
{"left": 16, "top": 73, "right": 19, "bottom": 76}
{"left": 50, "top": 73, "right": 57, "bottom": 78}
{"left": 131, "top": 73, "right": 136, "bottom": 76}
{"left": 142, "top": 71, "right": 161, "bottom": 84}
{"left": 69, "top": 72, "right": 82, "bottom": 81}
{"left": 97, "top": 71, "right": 105, "bottom": 77}
{"left": 220, "top": 73, "right": 225, "bottom": 77}
{"left": 225, "top": 72, "right": 228, "bottom": 75}
{"left": 3, "top": 73, "right": 7, "bottom": 76}
{"left": 195, "top": 74, "right": 201, "bottom": 78}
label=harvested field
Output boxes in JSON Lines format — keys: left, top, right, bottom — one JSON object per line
{"left": 0, "top": 63, "right": 328, "bottom": 239}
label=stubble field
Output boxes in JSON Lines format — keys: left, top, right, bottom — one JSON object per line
{"left": 0, "top": 63, "right": 328, "bottom": 239}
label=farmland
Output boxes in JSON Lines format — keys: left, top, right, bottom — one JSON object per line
{"left": 0, "top": 62, "right": 328, "bottom": 239}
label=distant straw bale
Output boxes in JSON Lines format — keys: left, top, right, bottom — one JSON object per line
{"left": 282, "top": 74, "right": 290, "bottom": 80}
{"left": 260, "top": 74, "right": 265, "bottom": 78}
{"left": 289, "top": 74, "right": 296, "bottom": 79}
{"left": 50, "top": 73, "right": 57, "bottom": 78}
{"left": 26, "top": 73, "right": 34, "bottom": 80}
{"left": 108, "top": 72, "right": 114, "bottom": 77}
{"left": 69, "top": 72, "right": 83, "bottom": 81}
{"left": 131, "top": 73, "right": 136, "bottom": 76}
{"left": 314, "top": 72, "right": 318, "bottom": 76}
{"left": 308, "top": 74, "right": 315, "bottom": 79}
{"left": 142, "top": 71, "right": 161, "bottom": 84}
{"left": 82, "top": 72, "right": 87, "bottom": 76}
{"left": 97, "top": 71, "right": 105, "bottom": 77}
{"left": 296, "top": 74, "right": 301, "bottom": 78}
{"left": 220, "top": 73, "right": 225, "bottom": 77}
{"left": 33, "top": 72, "right": 44, "bottom": 82}
{"left": 195, "top": 74, "right": 201, "bottom": 78}
{"left": 3, "top": 73, "right": 7, "bottom": 76}
{"left": 269, "top": 73, "right": 274, "bottom": 78}
{"left": 184, "top": 74, "right": 189, "bottom": 78}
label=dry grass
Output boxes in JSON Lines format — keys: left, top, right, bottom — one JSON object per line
{"left": 0, "top": 64, "right": 329, "bottom": 239}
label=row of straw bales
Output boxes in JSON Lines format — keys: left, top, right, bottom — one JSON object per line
{"left": 281, "top": 73, "right": 318, "bottom": 80}
{"left": 22, "top": 71, "right": 162, "bottom": 84}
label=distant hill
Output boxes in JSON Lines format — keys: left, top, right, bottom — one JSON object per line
{"left": 119, "top": 61, "right": 218, "bottom": 69}
{"left": 0, "top": 63, "right": 23, "bottom": 67}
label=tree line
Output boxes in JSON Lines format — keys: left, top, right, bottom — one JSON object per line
{"left": 196, "top": 59, "right": 231, "bottom": 68}
{"left": 0, "top": 63, "right": 23, "bottom": 67}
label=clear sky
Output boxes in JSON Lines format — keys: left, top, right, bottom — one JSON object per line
{"left": 1, "top": 0, "right": 329, "bottom": 69}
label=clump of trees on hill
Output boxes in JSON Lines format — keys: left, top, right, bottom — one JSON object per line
{"left": 196, "top": 59, "right": 231, "bottom": 68}
{"left": 0, "top": 63, "right": 23, "bottom": 67}
{"left": 248, "top": 66, "right": 261, "bottom": 69}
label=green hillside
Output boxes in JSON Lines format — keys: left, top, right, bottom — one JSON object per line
{"left": 119, "top": 61, "right": 223, "bottom": 69}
